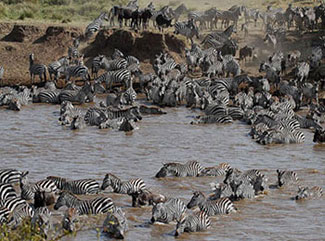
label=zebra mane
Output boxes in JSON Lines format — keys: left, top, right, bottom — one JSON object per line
{"left": 60, "top": 191, "right": 80, "bottom": 200}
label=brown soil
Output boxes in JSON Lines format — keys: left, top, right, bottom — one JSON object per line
{"left": 0, "top": 23, "right": 83, "bottom": 86}
{"left": 0, "top": 23, "right": 187, "bottom": 87}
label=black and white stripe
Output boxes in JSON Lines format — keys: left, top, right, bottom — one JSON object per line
{"left": 85, "top": 12, "right": 109, "bottom": 38}
{"left": 54, "top": 191, "right": 114, "bottom": 215}
{"left": 47, "top": 176, "right": 100, "bottom": 195}
{"left": 151, "top": 198, "right": 186, "bottom": 224}
{"left": 277, "top": 169, "right": 299, "bottom": 187}
{"left": 96, "top": 69, "right": 131, "bottom": 91}
{"left": 29, "top": 53, "right": 47, "bottom": 83}
{"left": 175, "top": 210, "right": 210, "bottom": 236}
{"left": 187, "top": 191, "right": 236, "bottom": 216}
{"left": 155, "top": 160, "right": 204, "bottom": 178}
{"left": 0, "top": 183, "right": 17, "bottom": 201}
{"left": 0, "top": 169, "right": 28, "bottom": 184}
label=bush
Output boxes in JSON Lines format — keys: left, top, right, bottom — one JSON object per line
{"left": 0, "top": 3, "right": 8, "bottom": 17}
{"left": 18, "top": 9, "right": 34, "bottom": 20}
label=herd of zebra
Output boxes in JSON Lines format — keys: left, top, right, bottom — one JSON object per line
{"left": 0, "top": 160, "right": 322, "bottom": 239}
{"left": 1, "top": 1, "right": 325, "bottom": 239}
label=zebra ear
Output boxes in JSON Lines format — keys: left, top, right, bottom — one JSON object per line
{"left": 22, "top": 171, "right": 29, "bottom": 178}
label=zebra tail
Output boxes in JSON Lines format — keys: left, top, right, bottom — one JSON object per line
{"left": 88, "top": 74, "right": 91, "bottom": 81}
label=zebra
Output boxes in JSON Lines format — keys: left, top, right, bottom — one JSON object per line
{"left": 63, "top": 63, "right": 90, "bottom": 83}
{"left": 187, "top": 191, "right": 236, "bottom": 216}
{"left": 277, "top": 169, "right": 299, "bottom": 187}
{"left": 68, "top": 46, "right": 80, "bottom": 59}
{"left": 0, "top": 169, "right": 29, "bottom": 184}
{"left": 294, "top": 62, "right": 310, "bottom": 86}
{"left": 174, "top": 19, "right": 199, "bottom": 44}
{"left": 58, "top": 81, "right": 94, "bottom": 104}
{"left": 0, "top": 183, "right": 17, "bottom": 201}
{"left": 175, "top": 210, "right": 210, "bottom": 236}
{"left": 7, "top": 202, "right": 34, "bottom": 228}
{"left": 36, "top": 89, "right": 61, "bottom": 104}
{"left": 96, "top": 69, "right": 131, "bottom": 91}
{"left": 101, "top": 173, "right": 146, "bottom": 207}
{"left": 31, "top": 207, "right": 51, "bottom": 238}
{"left": 101, "top": 57, "right": 128, "bottom": 72}
{"left": 84, "top": 106, "right": 108, "bottom": 126}
{"left": 46, "top": 176, "right": 100, "bottom": 195}
{"left": 151, "top": 198, "right": 186, "bottom": 224}
{"left": 200, "top": 162, "right": 232, "bottom": 176}
{"left": 48, "top": 56, "right": 69, "bottom": 81}
{"left": 20, "top": 176, "right": 57, "bottom": 201}
{"left": 62, "top": 207, "right": 79, "bottom": 232}
{"left": 106, "top": 106, "right": 142, "bottom": 121}
{"left": 191, "top": 115, "right": 233, "bottom": 124}
{"left": 106, "top": 93, "right": 128, "bottom": 108}
{"left": 210, "top": 182, "right": 234, "bottom": 200}
{"left": 29, "top": 53, "right": 47, "bottom": 83}
{"left": 0, "top": 207, "right": 10, "bottom": 224}
{"left": 155, "top": 160, "right": 204, "bottom": 178}
{"left": 54, "top": 191, "right": 114, "bottom": 215}
{"left": 103, "top": 207, "right": 128, "bottom": 239}
{"left": 85, "top": 12, "right": 109, "bottom": 38}
{"left": 295, "top": 186, "right": 323, "bottom": 200}
{"left": 0, "top": 197, "right": 27, "bottom": 213}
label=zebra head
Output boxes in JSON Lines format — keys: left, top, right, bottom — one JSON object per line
{"left": 63, "top": 207, "right": 79, "bottom": 233}
{"left": 54, "top": 191, "right": 72, "bottom": 210}
{"left": 295, "top": 186, "right": 309, "bottom": 200}
{"left": 32, "top": 208, "right": 51, "bottom": 239}
{"left": 175, "top": 213, "right": 187, "bottom": 236}
{"left": 101, "top": 173, "right": 115, "bottom": 190}
{"left": 103, "top": 207, "right": 127, "bottom": 239}
{"left": 155, "top": 164, "right": 168, "bottom": 178}
{"left": 187, "top": 191, "right": 205, "bottom": 209}
{"left": 151, "top": 202, "right": 166, "bottom": 223}
{"left": 223, "top": 168, "right": 234, "bottom": 184}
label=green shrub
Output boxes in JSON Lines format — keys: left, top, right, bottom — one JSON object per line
{"left": 0, "top": 3, "right": 8, "bottom": 17}
{"left": 18, "top": 9, "right": 34, "bottom": 20}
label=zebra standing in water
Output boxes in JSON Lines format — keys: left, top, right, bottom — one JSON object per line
{"left": 155, "top": 160, "right": 204, "bottom": 177}
{"left": 85, "top": 12, "right": 109, "bottom": 38}
{"left": 46, "top": 176, "right": 100, "bottom": 195}
{"left": 187, "top": 191, "right": 236, "bottom": 216}
{"left": 175, "top": 210, "right": 211, "bottom": 236}
{"left": 174, "top": 19, "right": 199, "bottom": 44}
{"left": 0, "top": 169, "right": 28, "bottom": 184}
{"left": 20, "top": 176, "right": 57, "bottom": 201}
{"left": 122, "top": 78, "right": 137, "bottom": 105}
{"left": 29, "top": 53, "right": 47, "bottom": 83}
{"left": 101, "top": 173, "right": 146, "bottom": 207}
{"left": 277, "top": 170, "right": 299, "bottom": 187}
{"left": 151, "top": 198, "right": 186, "bottom": 224}
{"left": 54, "top": 191, "right": 114, "bottom": 215}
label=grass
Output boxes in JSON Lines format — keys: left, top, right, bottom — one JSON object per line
{"left": 0, "top": 0, "right": 321, "bottom": 24}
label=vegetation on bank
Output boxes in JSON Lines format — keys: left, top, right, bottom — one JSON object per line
{"left": 0, "top": 0, "right": 320, "bottom": 23}
{"left": 0, "top": 0, "right": 128, "bottom": 23}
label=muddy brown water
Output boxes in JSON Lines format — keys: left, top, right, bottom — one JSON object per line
{"left": 0, "top": 100, "right": 324, "bottom": 241}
